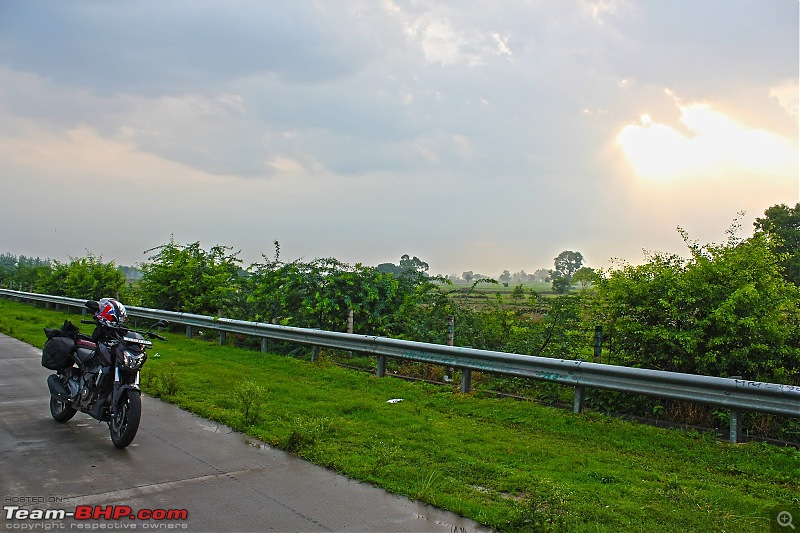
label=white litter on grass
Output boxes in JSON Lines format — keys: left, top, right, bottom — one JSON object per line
{"left": 386, "top": 398, "right": 404, "bottom": 404}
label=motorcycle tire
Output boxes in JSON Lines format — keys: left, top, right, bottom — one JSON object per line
{"left": 109, "top": 390, "right": 141, "bottom": 449}
{"left": 49, "top": 396, "right": 77, "bottom": 422}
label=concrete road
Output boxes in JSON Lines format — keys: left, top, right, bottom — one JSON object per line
{"left": 0, "top": 333, "right": 490, "bottom": 532}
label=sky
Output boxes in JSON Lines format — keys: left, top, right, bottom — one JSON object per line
{"left": 0, "top": 0, "right": 797, "bottom": 277}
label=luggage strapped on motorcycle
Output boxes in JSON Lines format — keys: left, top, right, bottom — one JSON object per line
{"left": 42, "top": 320, "right": 80, "bottom": 370}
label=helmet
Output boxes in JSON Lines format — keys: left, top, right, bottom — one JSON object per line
{"left": 95, "top": 298, "right": 127, "bottom": 328}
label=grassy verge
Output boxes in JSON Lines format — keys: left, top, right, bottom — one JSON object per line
{"left": 1, "top": 298, "right": 798, "bottom": 532}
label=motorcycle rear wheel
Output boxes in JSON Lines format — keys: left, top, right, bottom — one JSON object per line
{"left": 109, "top": 390, "right": 141, "bottom": 449}
{"left": 49, "top": 396, "right": 77, "bottom": 422}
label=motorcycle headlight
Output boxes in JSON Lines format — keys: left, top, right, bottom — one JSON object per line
{"left": 121, "top": 350, "right": 146, "bottom": 370}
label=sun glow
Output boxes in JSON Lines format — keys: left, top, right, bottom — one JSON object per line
{"left": 617, "top": 102, "right": 797, "bottom": 182}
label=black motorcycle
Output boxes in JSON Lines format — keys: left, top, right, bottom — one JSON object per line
{"left": 43, "top": 300, "right": 167, "bottom": 448}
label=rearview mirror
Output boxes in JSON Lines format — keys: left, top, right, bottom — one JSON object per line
{"left": 85, "top": 301, "right": 100, "bottom": 312}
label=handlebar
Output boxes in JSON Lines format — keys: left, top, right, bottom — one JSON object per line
{"left": 78, "top": 319, "right": 168, "bottom": 341}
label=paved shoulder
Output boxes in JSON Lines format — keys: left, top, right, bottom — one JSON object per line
{"left": 0, "top": 334, "right": 489, "bottom": 532}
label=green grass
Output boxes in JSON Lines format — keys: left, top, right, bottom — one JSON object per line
{"left": 1, "top": 298, "right": 798, "bottom": 532}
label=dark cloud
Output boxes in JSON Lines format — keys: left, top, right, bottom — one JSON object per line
{"left": 0, "top": 1, "right": 381, "bottom": 94}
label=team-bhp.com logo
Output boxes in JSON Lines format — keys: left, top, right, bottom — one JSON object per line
{"left": 4, "top": 504, "right": 188, "bottom": 521}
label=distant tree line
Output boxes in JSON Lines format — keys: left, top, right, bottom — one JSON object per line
{"left": 2, "top": 204, "right": 798, "bottom": 390}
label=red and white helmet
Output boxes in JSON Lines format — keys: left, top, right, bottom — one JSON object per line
{"left": 95, "top": 298, "right": 128, "bottom": 327}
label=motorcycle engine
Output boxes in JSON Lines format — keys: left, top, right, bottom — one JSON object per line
{"left": 64, "top": 372, "right": 80, "bottom": 400}
{"left": 80, "top": 365, "right": 104, "bottom": 407}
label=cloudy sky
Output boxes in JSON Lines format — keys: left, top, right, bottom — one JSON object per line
{"left": 0, "top": 1, "right": 797, "bottom": 277}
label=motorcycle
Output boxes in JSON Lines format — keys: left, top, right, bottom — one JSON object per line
{"left": 43, "top": 299, "right": 167, "bottom": 448}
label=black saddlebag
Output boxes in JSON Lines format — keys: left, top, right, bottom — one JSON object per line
{"left": 42, "top": 321, "right": 79, "bottom": 370}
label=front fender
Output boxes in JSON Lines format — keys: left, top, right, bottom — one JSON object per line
{"left": 111, "top": 382, "right": 140, "bottom": 414}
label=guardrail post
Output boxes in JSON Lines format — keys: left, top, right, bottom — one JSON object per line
{"left": 376, "top": 355, "right": 386, "bottom": 378}
{"left": 729, "top": 410, "right": 743, "bottom": 444}
{"left": 347, "top": 309, "right": 354, "bottom": 357}
{"left": 461, "top": 369, "right": 472, "bottom": 393}
{"left": 311, "top": 328, "right": 321, "bottom": 362}
{"left": 445, "top": 315, "right": 455, "bottom": 381}
{"left": 573, "top": 386, "right": 586, "bottom": 414}
{"left": 729, "top": 376, "right": 742, "bottom": 444}
{"left": 186, "top": 326, "right": 193, "bottom": 339}
{"left": 261, "top": 317, "right": 277, "bottom": 353}
{"left": 219, "top": 330, "right": 226, "bottom": 346}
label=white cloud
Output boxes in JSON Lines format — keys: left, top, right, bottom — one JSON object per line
{"left": 770, "top": 80, "right": 799, "bottom": 119}
{"left": 582, "top": 0, "right": 627, "bottom": 24}
{"left": 406, "top": 15, "right": 483, "bottom": 67}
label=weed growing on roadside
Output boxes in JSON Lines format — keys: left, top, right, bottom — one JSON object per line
{"left": 233, "top": 379, "right": 266, "bottom": 425}
{"left": 411, "top": 470, "right": 443, "bottom": 503}
{"left": 284, "top": 416, "right": 332, "bottom": 452}
{"left": 142, "top": 362, "right": 180, "bottom": 398}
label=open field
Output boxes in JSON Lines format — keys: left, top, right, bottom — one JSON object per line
{"left": 1, "top": 298, "right": 798, "bottom": 532}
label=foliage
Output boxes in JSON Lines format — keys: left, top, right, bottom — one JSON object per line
{"left": 377, "top": 254, "right": 430, "bottom": 279}
{"left": 591, "top": 228, "right": 800, "bottom": 384}
{"left": 571, "top": 266, "right": 598, "bottom": 289}
{"left": 233, "top": 379, "right": 267, "bottom": 425}
{"left": 142, "top": 361, "right": 180, "bottom": 398}
{"left": 551, "top": 250, "right": 585, "bottom": 293}
{"left": 551, "top": 276, "right": 572, "bottom": 294}
{"left": 245, "top": 251, "right": 402, "bottom": 334}
{"left": 0, "top": 253, "right": 52, "bottom": 290}
{"left": 754, "top": 202, "right": 800, "bottom": 285}
{"left": 552, "top": 250, "right": 584, "bottom": 279}
{"left": 137, "top": 238, "right": 243, "bottom": 316}
{"left": 35, "top": 253, "right": 127, "bottom": 301}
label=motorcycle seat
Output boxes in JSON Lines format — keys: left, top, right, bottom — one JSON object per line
{"left": 76, "top": 338, "right": 96, "bottom": 350}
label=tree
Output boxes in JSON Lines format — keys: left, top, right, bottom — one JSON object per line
{"left": 553, "top": 250, "right": 584, "bottom": 279}
{"left": 399, "top": 254, "right": 429, "bottom": 275}
{"left": 551, "top": 276, "right": 571, "bottom": 294}
{"left": 462, "top": 271, "right": 474, "bottom": 283}
{"left": 498, "top": 270, "right": 511, "bottom": 285}
{"left": 377, "top": 255, "right": 429, "bottom": 280}
{"left": 376, "top": 263, "right": 403, "bottom": 277}
{"left": 531, "top": 268, "right": 550, "bottom": 282}
{"left": 754, "top": 202, "right": 800, "bottom": 285}
{"left": 571, "top": 267, "right": 598, "bottom": 289}
{"left": 510, "top": 284, "right": 527, "bottom": 302}
{"left": 551, "top": 250, "right": 584, "bottom": 293}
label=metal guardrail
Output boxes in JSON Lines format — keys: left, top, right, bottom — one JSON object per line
{"left": 2, "top": 289, "right": 798, "bottom": 441}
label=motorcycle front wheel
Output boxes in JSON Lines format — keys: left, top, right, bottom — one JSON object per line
{"left": 109, "top": 390, "right": 141, "bottom": 449}
{"left": 49, "top": 396, "right": 77, "bottom": 422}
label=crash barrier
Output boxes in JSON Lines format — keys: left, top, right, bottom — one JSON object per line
{"left": 2, "top": 288, "right": 798, "bottom": 443}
